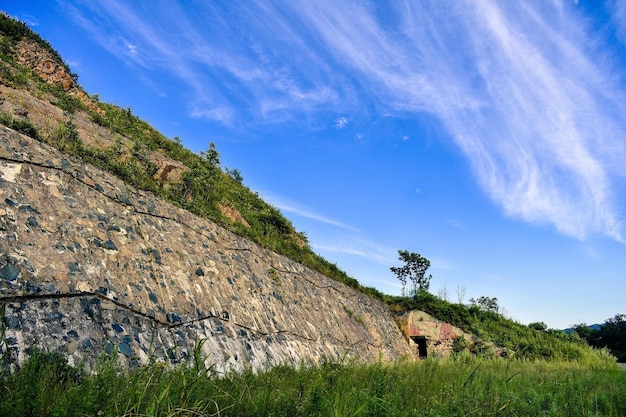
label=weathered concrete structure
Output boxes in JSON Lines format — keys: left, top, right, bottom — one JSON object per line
{"left": 0, "top": 127, "right": 412, "bottom": 372}
{"left": 396, "top": 310, "right": 471, "bottom": 358}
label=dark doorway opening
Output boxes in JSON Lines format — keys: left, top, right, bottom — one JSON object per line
{"left": 410, "top": 336, "right": 428, "bottom": 358}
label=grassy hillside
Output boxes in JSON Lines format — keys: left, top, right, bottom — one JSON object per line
{"left": 0, "top": 13, "right": 382, "bottom": 301}
{"left": 387, "top": 290, "right": 605, "bottom": 361}
{"left": 0, "top": 13, "right": 618, "bottom": 365}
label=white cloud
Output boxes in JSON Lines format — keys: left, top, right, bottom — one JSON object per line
{"left": 612, "top": 2, "right": 626, "bottom": 49}
{"left": 190, "top": 106, "right": 234, "bottom": 125}
{"left": 20, "top": 14, "right": 39, "bottom": 27}
{"left": 313, "top": 237, "right": 397, "bottom": 266}
{"left": 450, "top": 1, "right": 626, "bottom": 242}
{"left": 447, "top": 219, "right": 466, "bottom": 231}
{"left": 335, "top": 117, "right": 348, "bottom": 129}
{"left": 261, "top": 192, "right": 358, "bottom": 232}
{"left": 120, "top": 37, "right": 138, "bottom": 57}
{"left": 291, "top": 0, "right": 626, "bottom": 242}
{"left": 64, "top": 0, "right": 626, "bottom": 242}
{"left": 259, "top": 192, "right": 401, "bottom": 268}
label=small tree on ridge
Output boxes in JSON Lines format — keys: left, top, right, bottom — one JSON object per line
{"left": 390, "top": 250, "right": 432, "bottom": 296}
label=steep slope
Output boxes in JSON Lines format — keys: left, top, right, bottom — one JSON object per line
{"left": 0, "top": 126, "right": 411, "bottom": 371}
{"left": 0, "top": 13, "right": 382, "bottom": 300}
{"left": 0, "top": 14, "right": 416, "bottom": 371}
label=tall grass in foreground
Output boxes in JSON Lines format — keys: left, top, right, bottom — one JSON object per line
{"left": 0, "top": 350, "right": 624, "bottom": 417}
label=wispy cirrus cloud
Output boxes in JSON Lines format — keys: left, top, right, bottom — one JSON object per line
{"left": 62, "top": 0, "right": 343, "bottom": 124}
{"left": 447, "top": 219, "right": 466, "bottom": 231}
{"left": 261, "top": 192, "right": 358, "bottom": 232}
{"left": 313, "top": 238, "right": 397, "bottom": 266}
{"left": 289, "top": 0, "right": 626, "bottom": 241}
{"left": 261, "top": 192, "right": 400, "bottom": 267}
{"left": 19, "top": 14, "right": 39, "bottom": 27}
{"left": 64, "top": 0, "right": 626, "bottom": 242}
{"left": 613, "top": 1, "right": 626, "bottom": 46}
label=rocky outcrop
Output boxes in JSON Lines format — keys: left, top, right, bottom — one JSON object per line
{"left": 15, "top": 40, "right": 102, "bottom": 116}
{"left": 16, "top": 40, "right": 75, "bottom": 91}
{"left": 0, "top": 127, "right": 412, "bottom": 372}
{"left": 152, "top": 154, "right": 187, "bottom": 185}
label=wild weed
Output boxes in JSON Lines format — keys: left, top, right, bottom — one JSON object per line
{"left": 0, "top": 352, "right": 624, "bottom": 416}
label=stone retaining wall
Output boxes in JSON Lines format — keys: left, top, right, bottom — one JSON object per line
{"left": 0, "top": 127, "right": 411, "bottom": 372}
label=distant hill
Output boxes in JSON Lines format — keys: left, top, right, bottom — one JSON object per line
{"left": 565, "top": 315, "right": 626, "bottom": 362}
{"left": 564, "top": 324, "right": 602, "bottom": 334}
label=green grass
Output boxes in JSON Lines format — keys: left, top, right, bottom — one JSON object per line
{"left": 0, "top": 350, "right": 624, "bottom": 417}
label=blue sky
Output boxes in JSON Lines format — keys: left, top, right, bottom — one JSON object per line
{"left": 3, "top": 1, "right": 626, "bottom": 329}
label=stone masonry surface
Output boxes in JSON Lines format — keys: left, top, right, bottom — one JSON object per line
{"left": 0, "top": 127, "right": 412, "bottom": 372}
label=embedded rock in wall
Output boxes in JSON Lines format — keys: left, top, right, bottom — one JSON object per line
{"left": 0, "top": 127, "right": 411, "bottom": 372}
